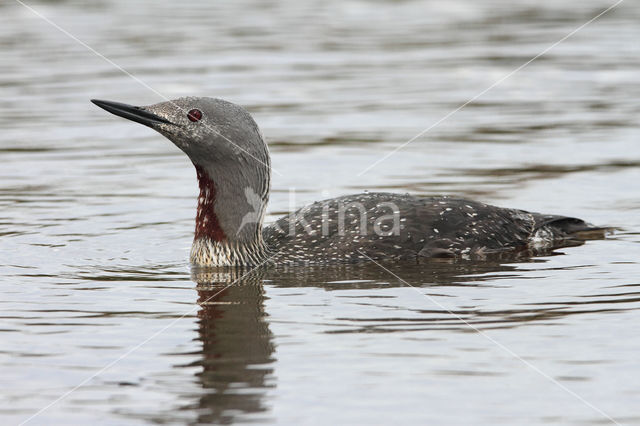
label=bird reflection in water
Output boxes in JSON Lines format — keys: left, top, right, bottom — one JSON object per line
{"left": 185, "top": 250, "right": 610, "bottom": 423}
{"left": 190, "top": 267, "right": 275, "bottom": 424}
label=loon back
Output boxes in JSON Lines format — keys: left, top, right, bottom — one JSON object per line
{"left": 263, "top": 193, "right": 602, "bottom": 264}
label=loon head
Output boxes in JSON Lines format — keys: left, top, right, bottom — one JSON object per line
{"left": 91, "top": 97, "right": 271, "bottom": 265}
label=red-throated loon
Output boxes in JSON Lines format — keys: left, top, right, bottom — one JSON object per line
{"left": 92, "top": 97, "right": 604, "bottom": 266}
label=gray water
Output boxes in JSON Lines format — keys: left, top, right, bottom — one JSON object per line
{"left": 2, "top": 0, "right": 640, "bottom": 424}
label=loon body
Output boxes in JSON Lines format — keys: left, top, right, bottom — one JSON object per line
{"left": 263, "top": 193, "right": 596, "bottom": 264}
{"left": 92, "top": 97, "right": 602, "bottom": 266}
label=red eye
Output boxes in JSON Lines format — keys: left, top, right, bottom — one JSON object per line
{"left": 187, "top": 109, "right": 202, "bottom": 122}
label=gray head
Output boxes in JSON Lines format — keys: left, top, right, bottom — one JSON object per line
{"left": 92, "top": 97, "right": 271, "bottom": 263}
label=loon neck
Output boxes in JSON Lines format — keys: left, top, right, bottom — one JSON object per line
{"left": 190, "top": 165, "right": 269, "bottom": 266}
{"left": 194, "top": 165, "right": 226, "bottom": 242}
{"left": 190, "top": 237, "right": 269, "bottom": 267}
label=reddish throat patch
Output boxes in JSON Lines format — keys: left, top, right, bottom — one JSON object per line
{"left": 194, "top": 165, "right": 227, "bottom": 242}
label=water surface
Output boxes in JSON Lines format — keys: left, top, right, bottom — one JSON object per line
{"left": 1, "top": 0, "right": 639, "bottom": 424}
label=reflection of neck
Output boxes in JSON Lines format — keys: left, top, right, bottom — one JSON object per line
{"left": 193, "top": 271, "right": 274, "bottom": 423}
{"left": 191, "top": 165, "right": 269, "bottom": 266}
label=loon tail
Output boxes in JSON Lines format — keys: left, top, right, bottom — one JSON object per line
{"left": 534, "top": 215, "right": 610, "bottom": 240}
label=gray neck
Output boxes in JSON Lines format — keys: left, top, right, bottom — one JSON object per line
{"left": 190, "top": 163, "right": 271, "bottom": 266}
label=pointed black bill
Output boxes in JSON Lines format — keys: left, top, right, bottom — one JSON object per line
{"left": 91, "top": 99, "right": 172, "bottom": 128}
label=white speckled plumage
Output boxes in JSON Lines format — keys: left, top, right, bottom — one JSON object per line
{"left": 262, "top": 193, "right": 597, "bottom": 265}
